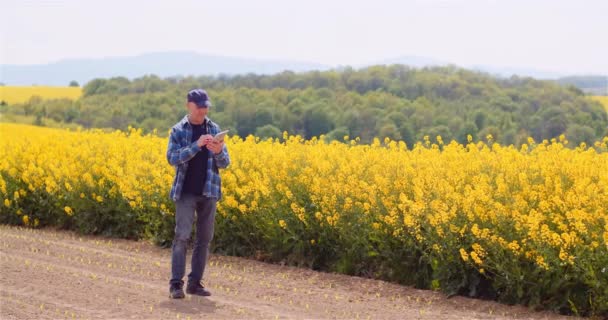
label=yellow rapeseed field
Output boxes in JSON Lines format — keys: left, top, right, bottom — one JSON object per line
{"left": 0, "top": 86, "right": 82, "bottom": 105}
{"left": 1, "top": 123, "right": 607, "bottom": 315}
{"left": 591, "top": 95, "right": 608, "bottom": 113}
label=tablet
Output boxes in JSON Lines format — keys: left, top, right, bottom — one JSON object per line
{"left": 213, "top": 129, "right": 230, "bottom": 142}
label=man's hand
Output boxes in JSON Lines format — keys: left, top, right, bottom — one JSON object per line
{"left": 197, "top": 134, "right": 213, "bottom": 148}
{"left": 206, "top": 140, "right": 224, "bottom": 154}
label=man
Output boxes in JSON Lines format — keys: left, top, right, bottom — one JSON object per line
{"left": 166, "top": 88, "right": 230, "bottom": 299}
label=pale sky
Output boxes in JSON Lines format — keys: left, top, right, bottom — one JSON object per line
{"left": 1, "top": 0, "right": 607, "bottom": 75}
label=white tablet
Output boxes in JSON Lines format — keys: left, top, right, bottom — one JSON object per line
{"left": 213, "top": 129, "right": 230, "bottom": 142}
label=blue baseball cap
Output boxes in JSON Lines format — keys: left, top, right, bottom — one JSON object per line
{"left": 187, "top": 89, "right": 212, "bottom": 108}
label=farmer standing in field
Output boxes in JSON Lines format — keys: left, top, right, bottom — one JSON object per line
{"left": 166, "top": 88, "right": 231, "bottom": 299}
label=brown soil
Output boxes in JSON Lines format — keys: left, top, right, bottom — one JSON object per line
{"left": 0, "top": 224, "right": 578, "bottom": 319}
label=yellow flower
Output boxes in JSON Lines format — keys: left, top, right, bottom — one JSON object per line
{"left": 314, "top": 211, "right": 322, "bottom": 221}
{"left": 470, "top": 251, "right": 483, "bottom": 265}
{"left": 535, "top": 256, "right": 549, "bottom": 270}
{"left": 0, "top": 85, "right": 81, "bottom": 104}
{"left": 472, "top": 243, "right": 486, "bottom": 257}
{"left": 64, "top": 206, "right": 74, "bottom": 216}
{"left": 459, "top": 248, "right": 469, "bottom": 262}
{"left": 1, "top": 121, "right": 607, "bottom": 299}
{"left": 279, "top": 219, "right": 287, "bottom": 229}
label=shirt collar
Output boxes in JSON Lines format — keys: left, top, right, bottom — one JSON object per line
{"left": 182, "top": 114, "right": 209, "bottom": 128}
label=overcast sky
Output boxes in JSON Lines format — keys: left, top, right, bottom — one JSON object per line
{"left": 1, "top": 0, "right": 607, "bottom": 75}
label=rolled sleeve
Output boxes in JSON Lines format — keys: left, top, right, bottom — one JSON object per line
{"left": 212, "top": 145, "right": 230, "bottom": 168}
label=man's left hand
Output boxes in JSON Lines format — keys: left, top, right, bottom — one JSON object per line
{"left": 207, "top": 140, "right": 224, "bottom": 154}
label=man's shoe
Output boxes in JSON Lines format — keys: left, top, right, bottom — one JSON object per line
{"left": 186, "top": 281, "right": 211, "bottom": 296}
{"left": 169, "top": 282, "right": 185, "bottom": 299}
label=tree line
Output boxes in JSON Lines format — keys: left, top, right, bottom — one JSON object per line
{"left": 2, "top": 65, "right": 607, "bottom": 147}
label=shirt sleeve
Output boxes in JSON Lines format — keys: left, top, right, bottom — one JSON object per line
{"left": 166, "top": 128, "right": 202, "bottom": 166}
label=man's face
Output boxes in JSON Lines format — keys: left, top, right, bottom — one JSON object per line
{"left": 187, "top": 102, "right": 208, "bottom": 120}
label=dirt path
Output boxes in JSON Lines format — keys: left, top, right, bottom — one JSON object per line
{"left": 0, "top": 225, "right": 576, "bottom": 320}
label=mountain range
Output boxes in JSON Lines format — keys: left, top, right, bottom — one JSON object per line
{"left": 1, "top": 51, "right": 606, "bottom": 92}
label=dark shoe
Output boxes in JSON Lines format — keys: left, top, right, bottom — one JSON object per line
{"left": 169, "top": 282, "right": 185, "bottom": 299}
{"left": 186, "top": 281, "right": 211, "bottom": 296}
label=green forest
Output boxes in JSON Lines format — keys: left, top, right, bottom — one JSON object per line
{"left": 2, "top": 65, "right": 607, "bottom": 147}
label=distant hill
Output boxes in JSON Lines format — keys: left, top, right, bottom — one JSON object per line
{"left": 1, "top": 51, "right": 607, "bottom": 89}
{"left": 365, "top": 55, "right": 450, "bottom": 68}
{"left": 555, "top": 75, "right": 608, "bottom": 95}
{"left": 0, "top": 51, "right": 329, "bottom": 86}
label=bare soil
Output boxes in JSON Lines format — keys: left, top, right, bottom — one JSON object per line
{"left": 0, "top": 224, "right": 578, "bottom": 319}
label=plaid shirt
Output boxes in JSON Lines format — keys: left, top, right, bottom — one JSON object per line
{"left": 167, "top": 114, "right": 230, "bottom": 202}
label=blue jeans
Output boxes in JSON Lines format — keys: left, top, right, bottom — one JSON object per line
{"left": 169, "top": 193, "right": 217, "bottom": 286}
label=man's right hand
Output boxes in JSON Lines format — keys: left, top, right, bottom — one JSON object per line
{"left": 197, "top": 134, "right": 213, "bottom": 148}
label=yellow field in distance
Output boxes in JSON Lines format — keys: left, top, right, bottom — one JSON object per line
{"left": 0, "top": 86, "right": 82, "bottom": 105}
{"left": 590, "top": 96, "right": 608, "bottom": 112}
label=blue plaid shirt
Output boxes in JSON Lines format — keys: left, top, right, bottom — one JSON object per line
{"left": 167, "top": 114, "right": 230, "bottom": 202}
